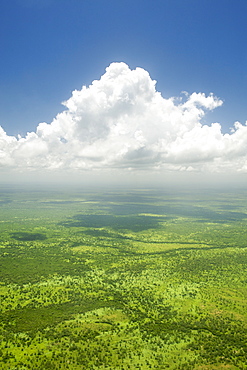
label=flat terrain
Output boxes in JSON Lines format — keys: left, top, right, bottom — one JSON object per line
{"left": 0, "top": 185, "right": 247, "bottom": 369}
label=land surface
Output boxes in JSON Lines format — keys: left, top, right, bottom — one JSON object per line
{"left": 0, "top": 185, "right": 247, "bottom": 369}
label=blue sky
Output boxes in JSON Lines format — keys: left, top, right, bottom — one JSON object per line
{"left": 1, "top": 0, "right": 247, "bottom": 185}
{"left": 1, "top": 0, "right": 247, "bottom": 136}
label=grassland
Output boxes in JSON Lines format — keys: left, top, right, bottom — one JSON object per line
{"left": 0, "top": 185, "right": 247, "bottom": 369}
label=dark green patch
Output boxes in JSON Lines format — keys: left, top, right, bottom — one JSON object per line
{"left": 0, "top": 250, "right": 90, "bottom": 284}
{"left": 11, "top": 232, "right": 47, "bottom": 241}
{"left": 61, "top": 214, "right": 167, "bottom": 232}
{"left": 0, "top": 300, "right": 121, "bottom": 333}
{"left": 0, "top": 199, "right": 12, "bottom": 205}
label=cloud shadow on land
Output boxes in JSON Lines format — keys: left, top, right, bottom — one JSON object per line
{"left": 59, "top": 201, "right": 247, "bottom": 233}
{"left": 105, "top": 202, "right": 247, "bottom": 222}
{"left": 0, "top": 200, "right": 12, "bottom": 205}
{"left": 60, "top": 214, "right": 169, "bottom": 232}
{"left": 11, "top": 232, "right": 47, "bottom": 241}
{"left": 158, "top": 205, "right": 247, "bottom": 222}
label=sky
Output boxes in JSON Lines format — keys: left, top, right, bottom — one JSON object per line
{"left": 1, "top": 0, "right": 247, "bottom": 186}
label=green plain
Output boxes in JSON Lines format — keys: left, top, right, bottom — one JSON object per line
{"left": 0, "top": 185, "right": 247, "bottom": 369}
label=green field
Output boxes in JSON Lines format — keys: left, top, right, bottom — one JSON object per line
{"left": 0, "top": 185, "right": 247, "bottom": 369}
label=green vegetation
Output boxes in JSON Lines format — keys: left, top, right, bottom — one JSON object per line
{"left": 0, "top": 185, "right": 247, "bottom": 369}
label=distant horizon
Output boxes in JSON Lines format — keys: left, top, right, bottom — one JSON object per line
{"left": 1, "top": 168, "right": 247, "bottom": 192}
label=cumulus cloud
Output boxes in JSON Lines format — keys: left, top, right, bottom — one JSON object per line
{"left": 1, "top": 62, "right": 247, "bottom": 175}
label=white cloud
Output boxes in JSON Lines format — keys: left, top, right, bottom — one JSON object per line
{"left": 1, "top": 62, "right": 247, "bottom": 177}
